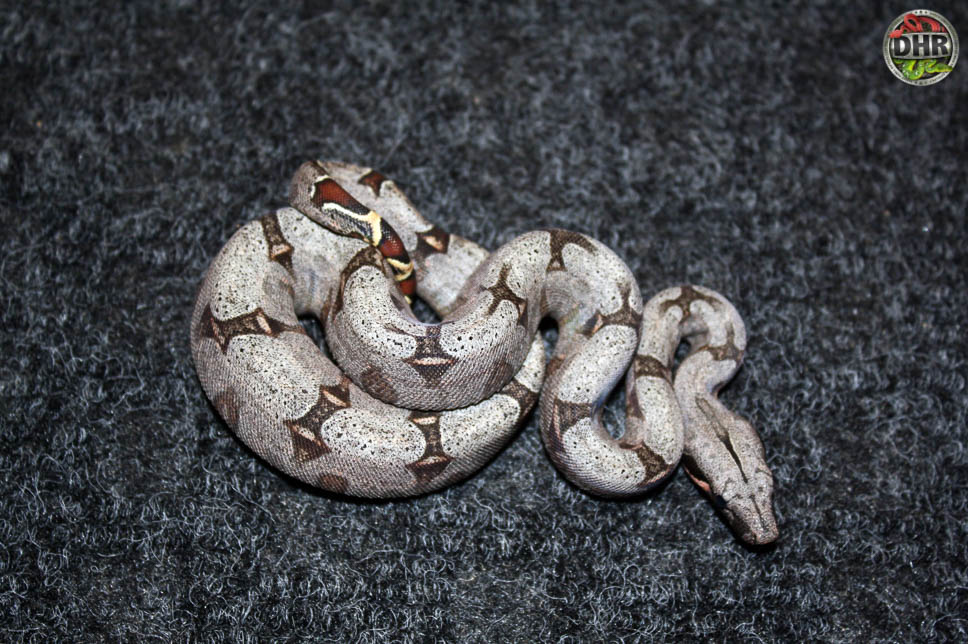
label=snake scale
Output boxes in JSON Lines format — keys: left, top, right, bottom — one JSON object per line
{"left": 190, "top": 161, "right": 778, "bottom": 544}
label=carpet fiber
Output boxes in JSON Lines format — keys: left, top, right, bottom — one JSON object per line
{"left": 2, "top": 1, "right": 967, "bottom": 641}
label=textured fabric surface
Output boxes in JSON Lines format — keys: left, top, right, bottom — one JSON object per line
{"left": 2, "top": 1, "right": 966, "bottom": 641}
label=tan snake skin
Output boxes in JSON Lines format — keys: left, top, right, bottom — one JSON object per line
{"left": 190, "top": 161, "right": 778, "bottom": 544}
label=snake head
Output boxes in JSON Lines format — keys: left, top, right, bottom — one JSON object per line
{"left": 681, "top": 399, "right": 779, "bottom": 545}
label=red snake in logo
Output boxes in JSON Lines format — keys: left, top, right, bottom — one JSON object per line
{"left": 889, "top": 13, "right": 945, "bottom": 38}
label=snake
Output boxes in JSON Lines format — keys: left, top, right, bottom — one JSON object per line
{"left": 894, "top": 57, "right": 954, "bottom": 79}
{"left": 190, "top": 161, "right": 779, "bottom": 544}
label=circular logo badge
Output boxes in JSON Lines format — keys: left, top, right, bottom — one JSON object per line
{"left": 883, "top": 10, "right": 959, "bottom": 85}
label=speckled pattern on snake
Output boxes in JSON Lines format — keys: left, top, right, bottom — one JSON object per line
{"left": 190, "top": 161, "right": 779, "bottom": 544}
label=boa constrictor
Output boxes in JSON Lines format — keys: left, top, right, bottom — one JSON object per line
{"left": 190, "top": 161, "right": 778, "bottom": 544}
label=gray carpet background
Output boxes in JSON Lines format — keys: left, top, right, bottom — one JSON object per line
{"left": 2, "top": 1, "right": 967, "bottom": 641}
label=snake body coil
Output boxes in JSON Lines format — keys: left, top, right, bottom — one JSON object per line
{"left": 190, "top": 161, "right": 778, "bottom": 544}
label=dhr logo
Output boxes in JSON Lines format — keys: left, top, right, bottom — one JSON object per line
{"left": 882, "top": 10, "right": 959, "bottom": 85}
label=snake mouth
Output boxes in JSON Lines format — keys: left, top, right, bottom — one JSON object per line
{"left": 742, "top": 518, "right": 779, "bottom": 546}
{"left": 682, "top": 460, "right": 778, "bottom": 544}
{"left": 724, "top": 499, "right": 779, "bottom": 545}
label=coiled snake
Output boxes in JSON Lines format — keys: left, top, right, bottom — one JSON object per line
{"left": 190, "top": 161, "right": 778, "bottom": 544}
